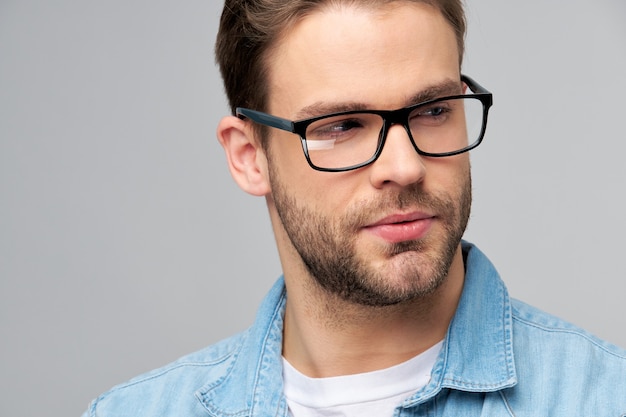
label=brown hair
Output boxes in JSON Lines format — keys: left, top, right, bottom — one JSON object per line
{"left": 215, "top": 0, "right": 466, "bottom": 121}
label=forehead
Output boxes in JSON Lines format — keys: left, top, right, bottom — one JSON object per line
{"left": 265, "top": 2, "right": 460, "bottom": 117}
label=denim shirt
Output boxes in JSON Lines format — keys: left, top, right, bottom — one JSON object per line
{"left": 84, "top": 242, "right": 626, "bottom": 416}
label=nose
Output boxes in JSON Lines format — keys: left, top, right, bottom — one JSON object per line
{"left": 368, "top": 123, "right": 426, "bottom": 189}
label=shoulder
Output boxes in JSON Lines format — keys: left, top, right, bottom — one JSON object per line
{"left": 510, "top": 298, "right": 626, "bottom": 359}
{"left": 83, "top": 331, "right": 248, "bottom": 417}
{"left": 507, "top": 299, "right": 626, "bottom": 413}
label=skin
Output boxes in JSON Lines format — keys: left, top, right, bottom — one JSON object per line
{"left": 218, "top": 2, "right": 471, "bottom": 378}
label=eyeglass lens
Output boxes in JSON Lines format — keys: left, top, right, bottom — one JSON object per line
{"left": 303, "top": 96, "right": 484, "bottom": 170}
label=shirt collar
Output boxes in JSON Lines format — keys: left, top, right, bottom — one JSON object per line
{"left": 405, "top": 241, "right": 517, "bottom": 406}
{"left": 198, "top": 241, "right": 518, "bottom": 415}
{"left": 196, "top": 278, "right": 289, "bottom": 417}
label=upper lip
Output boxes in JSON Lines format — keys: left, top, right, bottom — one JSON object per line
{"left": 365, "top": 211, "right": 435, "bottom": 228}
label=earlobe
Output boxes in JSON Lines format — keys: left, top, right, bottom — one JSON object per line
{"left": 217, "top": 116, "right": 271, "bottom": 196}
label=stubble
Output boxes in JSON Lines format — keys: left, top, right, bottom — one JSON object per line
{"left": 269, "top": 164, "right": 471, "bottom": 307}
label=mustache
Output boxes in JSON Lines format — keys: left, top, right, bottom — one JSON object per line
{"left": 342, "top": 183, "right": 453, "bottom": 230}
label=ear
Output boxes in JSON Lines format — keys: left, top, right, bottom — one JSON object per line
{"left": 217, "top": 115, "right": 271, "bottom": 196}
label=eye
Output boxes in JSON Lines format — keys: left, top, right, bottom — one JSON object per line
{"left": 425, "top": 106, "right": 446, "bottom": 117}
{"left": 307, "top": 117, "right": 366, "bottom": 141}
{"left": 410, "top": 102, "right": 453, "bottom": 127}
{"left": 311, "top": 118, "right": 362, "bottom": 135}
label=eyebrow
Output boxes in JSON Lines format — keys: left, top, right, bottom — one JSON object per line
{"left": 293, "top": 78, "right": 463, "bottom": 121}
{"left": 406, "top": 79, "right": 463, "bottom": 106}
{"left": 293, "top": 102, "right": 369, "bottom": 121}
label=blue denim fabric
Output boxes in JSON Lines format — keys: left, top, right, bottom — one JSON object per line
{"left": 83, "top": 242, "right": 626, "bottom": 416}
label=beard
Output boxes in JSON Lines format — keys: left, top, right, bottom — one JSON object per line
{"left": 269, "top": 165, "right": 472, "bottom": 307}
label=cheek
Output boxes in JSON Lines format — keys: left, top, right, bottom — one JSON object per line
{"left": 265, "top": 135, "right": 308, "bottom": 188}
{"left": 268, "top": 143, "right": 360, "bottom": 211}
{"left": 267, "top": 130, "right": 308, "bottom": 170}
{"left": 299, "top": 179, "right": 358, "bottom": 221}
{"left": 427, "top": 155, "right": 471, "bottom": 191}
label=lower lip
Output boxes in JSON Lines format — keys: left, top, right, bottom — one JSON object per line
{"left": 364, "top": 218, "right": 434, "bottom": 243}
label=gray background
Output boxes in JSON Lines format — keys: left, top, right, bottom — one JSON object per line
{"left": 1, "top": 1, "right": 625, "bottom": 416}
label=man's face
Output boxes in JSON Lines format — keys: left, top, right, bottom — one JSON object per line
{"left": 263, "top": 2, "right": 471, "bottom": 306}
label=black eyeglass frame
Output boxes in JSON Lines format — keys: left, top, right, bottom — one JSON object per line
{"left": 236, "top": 74, "right": 493, "bottom": 172}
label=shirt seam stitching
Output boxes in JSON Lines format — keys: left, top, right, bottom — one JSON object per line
{"left": 512, "top": 315, "right": 626, "bottom": 359}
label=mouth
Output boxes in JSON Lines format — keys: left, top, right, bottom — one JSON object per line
{"left": 363, "top": 212, "right": 435, "bottom": 243}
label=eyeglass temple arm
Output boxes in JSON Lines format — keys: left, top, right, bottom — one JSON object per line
{"left": 461, "top": 74, "right": 490, "bottom": 95}
{"left": 236, "top": 107, "right": 295, "bottom": 133}
{"left": 236, "top": 75, "right": 492, "bottom": 130}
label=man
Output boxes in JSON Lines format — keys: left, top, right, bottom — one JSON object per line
{"left": 83, "top": 1, "right": 626, "bottom": 416}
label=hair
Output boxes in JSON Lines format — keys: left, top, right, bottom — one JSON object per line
{"left": 215, "top": 0, "right": 466, "bottom": 142}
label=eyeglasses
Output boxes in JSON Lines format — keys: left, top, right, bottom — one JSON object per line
{"left": 236, "top": 75, "right": 493, "bottom": 172}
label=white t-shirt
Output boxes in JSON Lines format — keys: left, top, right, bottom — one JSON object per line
{"left": 282, "top": 341, "right": 443, "bottom": 417}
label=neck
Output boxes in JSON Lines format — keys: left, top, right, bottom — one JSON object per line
{"left": 282, "top": 246, "right": 465, "bottom": 378}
